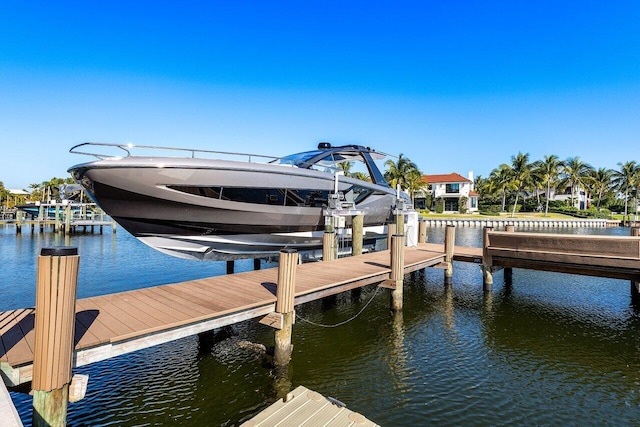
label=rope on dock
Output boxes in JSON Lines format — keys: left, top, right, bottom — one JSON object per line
{"left": 295, "top": 287, "right": 381, "bottom": 328}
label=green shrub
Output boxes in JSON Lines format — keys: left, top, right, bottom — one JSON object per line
{"left": 459, "top": 196, "right": 468, "bottom": 214}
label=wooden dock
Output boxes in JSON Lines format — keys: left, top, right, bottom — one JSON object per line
{"left": 1, "top": 243, "right": 447, "bottom": 387}
{"left": 241, "top": 385, "right": 379, "bottom": 427}
{"left": 0, "top": 203, "right": 116, "bottom": 234}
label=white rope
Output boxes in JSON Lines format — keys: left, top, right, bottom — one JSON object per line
{"left": 295, "top": 286, "right": 381, "bottom": 328}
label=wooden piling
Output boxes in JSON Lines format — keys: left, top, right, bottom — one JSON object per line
{"left": 631, "top": 227, "right": 640, "bottom": 301}
{"left": 64, "top": 205, "right": 71, "bottom": 235}
{"left": 16, "top": 210, "right": 23, "bottom": 233}
{"left": 444, "top": 225, "right": 455, "bottom": 282}
{"left": 387, "top": 223, "right": 397, "bottom": 251}
{"left": 32, "top": 247, "right": 79, "bottom": 427}
{"left": 482, "top": 226, "right": 494, "bottom": 291}
{"left": 418, "top": 220, "right": 427, "bottom": 244}
{"left": 352, "top": 214, "right": 364, "bottom": 256}
{"left": 274, "top": 249, "right": 298, "bottom": 366}
{"left": 54, "top": 205, "right": 61, "bottom": 233}
{"left": 504, "top": 225, "right": 514, "bottom": 282}
{"left": 322, "top": 230, "right": 335, "bottom": 262}
{"left": 390, "top": 234, "right": 405, "bottom": 311}
{"left": 395, "top": 212, "right": 404, "bottom": 236}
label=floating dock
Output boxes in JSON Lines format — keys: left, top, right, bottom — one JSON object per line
{"left": 241, "top": 385, "right": 379, "bottom": 427}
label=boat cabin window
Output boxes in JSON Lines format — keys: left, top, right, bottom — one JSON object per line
{"left": 168, "top": 185, "right": 335, "bottom": 207}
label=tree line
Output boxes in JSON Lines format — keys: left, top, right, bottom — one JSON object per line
{"left": 474, "top": 154, "right": 640, "bottom": 219}
{"left": 0, "top": 177, "right": 77, "bottom": 208}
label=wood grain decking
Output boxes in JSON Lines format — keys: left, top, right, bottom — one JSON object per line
{"left": 241, "top": 385, "right": 380, "bottom": 427}
{"left": 1, "top": 244, "right": 447, "bottom": 386}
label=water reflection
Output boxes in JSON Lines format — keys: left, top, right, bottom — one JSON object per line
{"left": 443, "top": 283, "right": 455, "bottom": 330}
{"left": 386, "top": 311, "right": 407, "bottom": 381}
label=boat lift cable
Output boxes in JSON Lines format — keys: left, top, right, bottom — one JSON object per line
{"left": 294, "top": 286, "right": 381, "bottom": 328}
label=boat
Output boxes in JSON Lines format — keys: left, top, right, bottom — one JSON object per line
{"left": 68, "top": 141, "right": 413, "bottom": 260}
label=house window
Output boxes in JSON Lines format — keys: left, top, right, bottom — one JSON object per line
{"left": 444, "top": 198, "right": 458, "bottom": 211}
{"left": 445, "top": 183, "right": 459, "bottom": 194}
{"left": 470, "top": 198, "right": 477, "bottom": 208}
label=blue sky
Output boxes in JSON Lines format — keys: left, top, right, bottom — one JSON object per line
{"left": 1, "top": 1, "right": 639, "bottom": 190}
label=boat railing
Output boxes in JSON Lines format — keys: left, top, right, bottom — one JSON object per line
{"left": 69, "top": 142, "right": 281, "bottom": 163}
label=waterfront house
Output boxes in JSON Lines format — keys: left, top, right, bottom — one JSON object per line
{"left": 415, "top": 172, "right": 478, "bottom": 213}
{"left": 531, "top": 185, "right": 590, "bottom": 210}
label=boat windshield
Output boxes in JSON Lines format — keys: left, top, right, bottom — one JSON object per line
{"left": 272, "top": 146, "right": 390, "bottom": 187}
{"left": 273, "top": 150, "right": 324, "bottom": 168}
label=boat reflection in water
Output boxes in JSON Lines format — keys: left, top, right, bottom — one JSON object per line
{"left": 68, "top": 142, "right": 412, "bottom": 260}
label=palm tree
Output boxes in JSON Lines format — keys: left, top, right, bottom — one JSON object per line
{"left": 28, "top": 182, "right": 43, "bottom": 201}
{"left": 559, "top": 157, "right": 593, "bottom": 209}
{"left": 350, "top": 171, "right": 370, "bottom": 182}
{"left": 487, "top": 164, "right": 514, "bottom": 212}
{"left": 405, "top": 168, "right": 428, "bottom": 205}
{"left": 337, "top": 161, "right": 353, "bottom": 176}
{"left": 587, "top": 167, "right": 614, "bottom": 210}
{"left": 384, "top": 154, "right": 420, "bottom": 191}
{"left": 612, "top": 161, "right": 640, "bottom": 220}
{"left": 508, "top": 152, "right": 532, "bottom": 217}
{"left": 531, "top": 155, "right": 564, "bottom": 216}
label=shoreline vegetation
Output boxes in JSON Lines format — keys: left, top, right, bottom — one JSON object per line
{"left": 418, "top": 211, "right": 632, "bottom": 221}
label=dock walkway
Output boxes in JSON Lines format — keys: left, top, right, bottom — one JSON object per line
{"left": 1, "top": 243, "right": 447, "bottom": 386}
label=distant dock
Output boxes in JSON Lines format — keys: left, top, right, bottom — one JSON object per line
{"left": 0, "top": 203, "right": 116, "bottom": 234}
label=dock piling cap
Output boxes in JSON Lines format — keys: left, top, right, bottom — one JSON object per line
{"left": 40, "top": 247, "right": 78, "bottom": 256}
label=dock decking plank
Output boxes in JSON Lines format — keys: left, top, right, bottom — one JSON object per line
{"left": 138, "top": 286, "right": 213, "bottom": 317}
{"left": 159, "top": 284, "right": 231, "bottom": 314}
{"left": 1, "top": 309, "right": 35, "bottom": 367}
{"left": 74, "top": 299, "right": 130, "bottom": 346}
{"left": 92, "top": 293, "right": 174, "bottom": 331}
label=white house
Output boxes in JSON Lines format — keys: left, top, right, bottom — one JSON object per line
{"left": 415, "top": 171, "right": 478, "bottom": 213}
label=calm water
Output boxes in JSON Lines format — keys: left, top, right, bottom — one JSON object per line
{"left": 2, "top": 224, "right": 640, "bottom": 426}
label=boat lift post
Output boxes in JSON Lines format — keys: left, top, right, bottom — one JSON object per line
{"left": 323, "top": 172, "right": 364, "bottom": 259}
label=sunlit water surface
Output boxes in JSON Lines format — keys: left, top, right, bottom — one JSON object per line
{"left": 2, "top": 224, "right": 639, "bottom": 426}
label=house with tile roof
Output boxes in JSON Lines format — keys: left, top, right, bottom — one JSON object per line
{"left": 415, "top": 171, "right": 478, "bottom": 213}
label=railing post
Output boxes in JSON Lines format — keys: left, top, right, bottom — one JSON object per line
{"left": 444, "top": 225, "right": 455, "bottom": 283}
{"left": 274, "top": 249, "right": 298, "bottom": 366}
{"left": 352, "top": 214, "right": 364, "bottom": 256}
{"left": 482, "top": 226, "right": 494, "bottom": 291}
{"left": 32, "top": 247, "right": 79, "bottom": 427}
{"left": 390, "top": 234, "right": 405, "bottom": 311}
